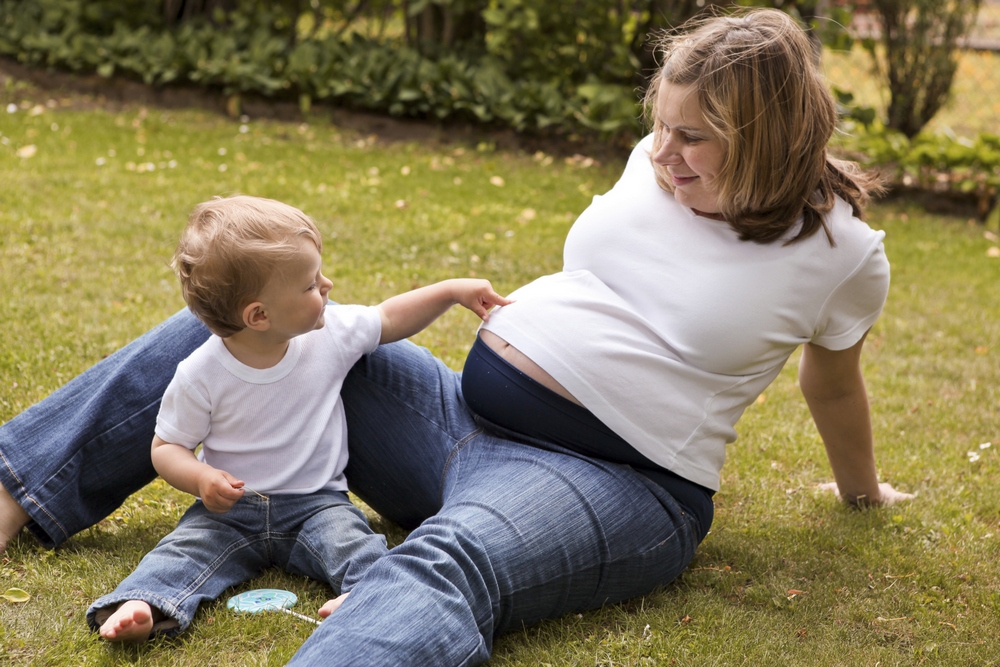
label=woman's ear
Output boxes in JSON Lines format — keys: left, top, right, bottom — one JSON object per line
{"left": 242, "top": 302, "right": 270, "bottom": 331}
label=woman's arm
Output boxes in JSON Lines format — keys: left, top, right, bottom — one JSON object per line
{"left": 798, "top": 331, "right": 912, "bottom": 507}
{"left": 151, "top": 435, "right": 245, "bottom": 513}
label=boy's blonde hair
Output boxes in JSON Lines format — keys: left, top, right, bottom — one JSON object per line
{"left": 172, "top": 195, "right": 323, "bottom": 337}
{"left": 645, "top": 8, "right": 882, "bottom": 245}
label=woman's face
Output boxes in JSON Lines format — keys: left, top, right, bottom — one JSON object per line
{"left": 650, "top": 81, "right": 726, "bottom": 218}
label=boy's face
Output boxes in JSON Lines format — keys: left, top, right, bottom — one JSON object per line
{"left": 257, "top": 237, "right": 333, "bottom": 339}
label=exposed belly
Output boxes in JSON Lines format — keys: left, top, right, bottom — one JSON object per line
{"left": 478, "top": 329, "right": 582, "bottom": 405}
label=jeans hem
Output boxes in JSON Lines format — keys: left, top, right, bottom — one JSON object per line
{"left": 0, "top": 448, "right": 67, "bottom": 547}
{"left": 87, "top": 591, "right": 187, "bottom": 636}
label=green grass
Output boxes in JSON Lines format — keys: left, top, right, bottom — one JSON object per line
{"left": 3, "top": 75, "right": 1000, "bottom": 666}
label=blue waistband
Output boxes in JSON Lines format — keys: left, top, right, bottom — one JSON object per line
{"left": 461, "top": 335, "right": 712, "bottom": 541}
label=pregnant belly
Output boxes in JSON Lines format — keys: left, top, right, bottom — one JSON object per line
{"left": 477, "top": 330, "right": 582, "bottom": 405}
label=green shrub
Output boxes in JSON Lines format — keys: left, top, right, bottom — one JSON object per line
{"left": 835, "top": 124, "right": 1000, "bottom": 219}
{"left": 864, "top": 0, "right": 982, "bottom": 138}
{"left": 0, "top": 0, "right": 649, "bottom": 137}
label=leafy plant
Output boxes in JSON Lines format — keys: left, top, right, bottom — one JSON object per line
{"left": 863, "top": 0, "right": 982, "bottom": 138}
{"left": 835, "top": 124, "right": 1000, "bottom": 219}
{"left": 0, "top": 0, "right": 865, "bottom": 142}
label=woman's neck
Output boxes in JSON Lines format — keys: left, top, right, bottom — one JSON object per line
{"left": 691, "top": 208, "right": 728, "bottom": 222}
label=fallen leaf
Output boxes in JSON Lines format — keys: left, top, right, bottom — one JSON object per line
{"left": 2, "top": 587, "right": 30, "bottom": 603}
{"left": 975, "top": 346, "right": 988, "bottom": 355}
{"left": 987, "top": 247, "right": 1000, "bottom": 258}
{"left": 518, "top": 208, "right": 537, "bottom": 223}
{"left": 787, "top": 589, "right": 806, "bottom": 596}
{"left": 489, "top": 176, "right": 505, "bottom": 187}
{"left": 16, "top": 144, "right": 37, "bottom": 158}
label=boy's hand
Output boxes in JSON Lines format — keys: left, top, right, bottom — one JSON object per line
{"left": 197, "top": 469, "right": 245, "bottom": 513}
{"left": 451, "top": 279, "right": 513, "bottom": 322}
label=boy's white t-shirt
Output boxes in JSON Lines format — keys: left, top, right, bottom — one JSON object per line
{"left": 481, "top": 134, "right": 890, "bottom": 491}
{"left": 155, "top": 304, "right": 382, "bottom": 495}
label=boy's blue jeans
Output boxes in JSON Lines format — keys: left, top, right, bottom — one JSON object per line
{"left": 0, "top": 308, "right": 704, "bottom": 666}
{"left": 85, "top": 489, "right": 386, "bottom": 636}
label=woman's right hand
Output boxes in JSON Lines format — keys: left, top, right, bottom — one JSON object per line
{"left": 818, "top": 481, "right": 914, "bottom": 507}
{"left": 197, "top": 468, "right": 245, "bottom": 513}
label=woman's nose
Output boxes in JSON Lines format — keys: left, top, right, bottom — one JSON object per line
{"left": 652, "top": 138, "right": 679, "bottom": 166}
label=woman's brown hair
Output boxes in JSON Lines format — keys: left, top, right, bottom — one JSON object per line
{"left": 645, "top": 8, "right": 882, "bottom": 244}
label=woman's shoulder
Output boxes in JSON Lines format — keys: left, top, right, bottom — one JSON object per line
{"left": 824, "top": 196, "right": 886, "bottom": 252}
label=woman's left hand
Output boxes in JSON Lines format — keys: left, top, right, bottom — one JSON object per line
{"left": 818, "top": 481, "right": 914, "bottom": 507}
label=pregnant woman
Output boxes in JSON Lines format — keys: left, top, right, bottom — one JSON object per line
{"left": 0, "top": 9, "right": 911, "bottom": 665}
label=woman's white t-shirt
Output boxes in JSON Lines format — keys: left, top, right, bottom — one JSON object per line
{"left": 481, "top": 134, "right": 889, "bottom": 491}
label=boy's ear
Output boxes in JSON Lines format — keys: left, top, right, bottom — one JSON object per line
{"left": 242, "top": 302, "right": 270, "bottom": 331}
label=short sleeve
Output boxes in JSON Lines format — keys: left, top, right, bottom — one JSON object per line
{"left": 811, "top": 237, "right": 890, "bottom": 350}
{"left": 324, "top": 304, "right": 383, "bottom": 358}
{"left": 155, "top": 371, "right": 212, "bottom": 449}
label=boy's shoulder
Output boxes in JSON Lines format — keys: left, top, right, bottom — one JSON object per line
{"left": 312, "top": 303, "right": 383, "bottom": 354}
{"left": 174, "top": 335, "right": 226, "bottom": 380}
{"left": 319, "top": 303, "right": 382, "bottom": 334}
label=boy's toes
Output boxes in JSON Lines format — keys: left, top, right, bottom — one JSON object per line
{"left": 318, "top": 592, "right": 350, "bottom": 619}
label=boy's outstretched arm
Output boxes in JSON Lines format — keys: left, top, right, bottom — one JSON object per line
{"left": 151, "top": 435, "right": 245, "bottom": 513}
{"left": 378, "top": 278, "right": 512, "bottom": 344}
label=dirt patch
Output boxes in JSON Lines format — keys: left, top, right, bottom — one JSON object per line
{"left": 0, "top": 57, "right": 634, "bottom": 164}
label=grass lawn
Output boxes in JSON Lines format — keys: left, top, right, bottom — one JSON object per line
{"left": 2, "top": 73, "right": 1000, "bottom": 666}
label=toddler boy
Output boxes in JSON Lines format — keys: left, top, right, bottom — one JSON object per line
{"left": 87, "top": 195, "right": 510, "bottom": 641}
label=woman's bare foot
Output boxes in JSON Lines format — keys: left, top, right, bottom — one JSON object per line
{"left": 99, "top": 600, "right": 155, "bottom": 642}
{"left": 318, "top": 592, "right": 350, "bottom": 619}
{"left": 0, "top": 484, "right": 30, "bottom": 554}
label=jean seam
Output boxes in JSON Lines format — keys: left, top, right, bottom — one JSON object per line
{"left": 296, "top": 533, "right": 343, "bottom": 590}
{"left": 171, "top": 530, "right": 269, "bottom": 607}
{"left": 455, "top": 635, "right": 491, "bottom": 667}
{"left": 0, "top": 447, "right": 68, "bottom": 541}
{"left": 439, "top": 427, "right": 483, "bottom": 507}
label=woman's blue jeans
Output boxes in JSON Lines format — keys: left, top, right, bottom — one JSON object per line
{"left": 0, "top": 308, "right": 702, "bottom": 666}
{"left": 87, "top": 490, "right": 386, "bottom": 636}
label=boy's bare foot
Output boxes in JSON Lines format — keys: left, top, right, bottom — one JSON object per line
{"left": 99, "top": 600, "right": 155, "bottom": 642}
{"left": 0, "top": 484, "right": 30, "bottom": 554}
{"left": 318, "top": 592, "right": 350, "bottom": 619}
